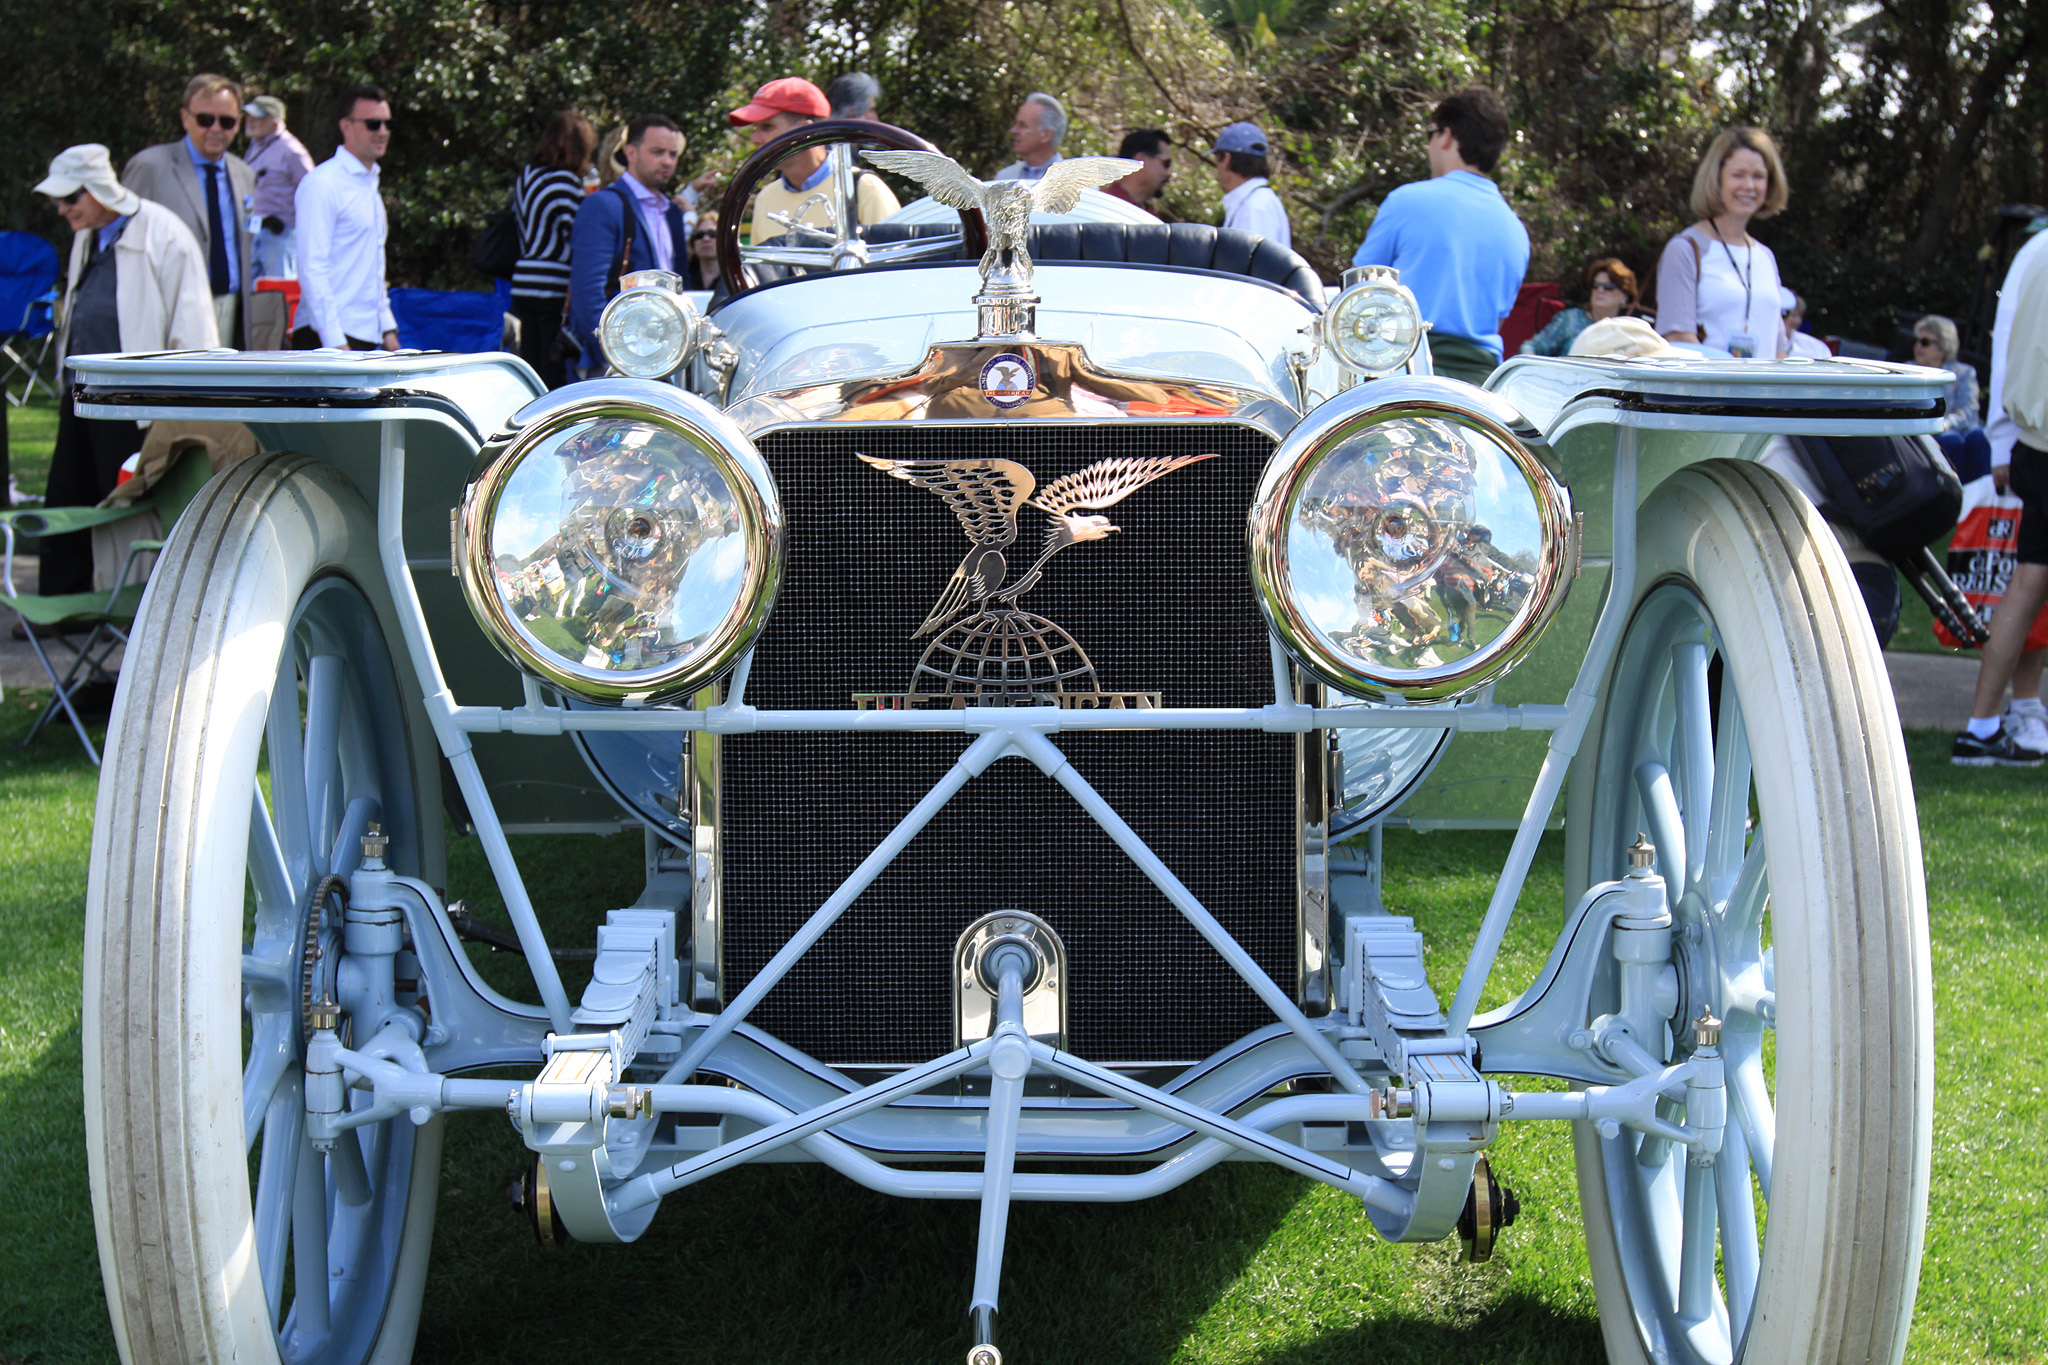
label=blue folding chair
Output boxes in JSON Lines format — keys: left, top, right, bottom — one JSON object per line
{"left": 0, "top": 230, "right": 60, "bottom": 407}
{"left": 390, "top": 284, "right": 511, "bottom": 353}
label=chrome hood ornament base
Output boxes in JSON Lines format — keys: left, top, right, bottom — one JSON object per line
{"left": 861, "top": 150, "right": 1139, "bottom": 339}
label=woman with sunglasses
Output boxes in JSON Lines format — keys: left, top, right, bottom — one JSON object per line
{"left": 1520, "top": 256, "right": 1638, "bottom": 355}
{"left": 510, "top": 110, "right": 598, "bottom": 389}
{"left": 682, "top": 212, "right": 723, "bottom": 291}
{"left": 1915, "top": 314, "right": 1991, "bottom": 483}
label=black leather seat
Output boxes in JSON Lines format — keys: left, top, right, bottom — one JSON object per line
{"left": 861, "top": 220, "right": 1323, "bottom": 309}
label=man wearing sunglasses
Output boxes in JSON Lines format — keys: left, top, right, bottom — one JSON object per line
{"left": 293, "top": 84, "right": 400, "bottom": 352}
{"left": 121, "top": 73, "right": 260, "bottom": 348}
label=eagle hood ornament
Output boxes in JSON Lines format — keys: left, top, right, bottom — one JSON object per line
{"left": 862, "top": 149, "right": 1140, "bottom": 338}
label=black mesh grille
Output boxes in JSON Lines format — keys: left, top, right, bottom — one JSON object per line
{"left": 723, "top": 423, "right": 1295, "bottom": 1066}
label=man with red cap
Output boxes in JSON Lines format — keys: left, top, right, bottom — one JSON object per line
{"left": 727, "top": 77, "right": 898, "bottom": 245}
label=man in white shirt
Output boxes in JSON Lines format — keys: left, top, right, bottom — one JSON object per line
{"left": 1211, "top": 122, "right": 1289, "bottom": 250}
{"left": 1955, "top": 220, "right": 2048, "bottom": 765}
{"left": 293, "top": 83, "right": 398, "bottom": 351}
{"left": 993, "top": 94, "right": 1066, "bottom": 182}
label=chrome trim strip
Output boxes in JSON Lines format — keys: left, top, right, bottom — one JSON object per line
{"left": 1296, "top": 671, "right": 1332, "bottom": 1013}
{"left": 685, "top": 681, "right": 724, "bottom": 1011}
{"left": 723, "top": 340, "right": 1296, "bottom": 438}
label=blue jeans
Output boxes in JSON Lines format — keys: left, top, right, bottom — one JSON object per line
{"left": 252, "top": 223, "right": 296, "bottom": 279}
{"left": 1935, "top": 426, "right": 1991, "bottom": 484}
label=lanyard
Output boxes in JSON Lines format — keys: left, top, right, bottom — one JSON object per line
{"left": 1707, "top": 222, "right": 1753, "bottom": 328}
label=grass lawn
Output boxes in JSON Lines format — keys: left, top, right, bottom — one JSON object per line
{"left": 0, "top": 691, "right": 2041, "bottom": 1364}
{"left": 6, "top": 392, "right": 58, "bottom": 501}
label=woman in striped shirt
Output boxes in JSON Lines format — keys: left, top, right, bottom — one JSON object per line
{"left": 513, "top": 110, "right": 596, "bottom": 388}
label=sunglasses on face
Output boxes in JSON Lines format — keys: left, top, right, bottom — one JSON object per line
{"left": 57, "top": 188, "right": 86, "bottom": 206}
{"left": 690, "top": 231, "right": 718, "bottom": 241}
{"left": 1913, "top": 336, "right": 1941, "bottom": 346}
{"left": 348, "top": 117, "right": 392, "bottom": 132}
{"left": 189, "top": 112, "right": 240, "bottom": 130}
{"left": 1590, "top": 281, "right": 1624, "bottom": 292}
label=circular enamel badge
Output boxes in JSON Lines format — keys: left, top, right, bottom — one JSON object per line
{"left": 978, "top": 352, "right": 1036, "bottom": 409}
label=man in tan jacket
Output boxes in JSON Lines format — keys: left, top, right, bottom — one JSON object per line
{"left": 31, "top": 144, "right": 215, "bottom": 598}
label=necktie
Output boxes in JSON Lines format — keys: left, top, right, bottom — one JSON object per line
{"left": 202, "top": 162, "right": 231, "bottom": 296}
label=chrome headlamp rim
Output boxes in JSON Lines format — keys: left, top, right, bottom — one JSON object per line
{"left": 597, "top": 275, "right": 700, "bottom": 379}
{"left": 1251, "top": 378, "right": 1573, "bottom": 702}
{"left": 458, "top": 380, "right": 783, "bottom": 706}
{"left": 1323, "top": 269, "right": 1424, "bottom": 376}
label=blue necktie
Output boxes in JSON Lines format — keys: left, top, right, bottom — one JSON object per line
{"left": 202, "top": 162, "right": 231, "bottom": 296}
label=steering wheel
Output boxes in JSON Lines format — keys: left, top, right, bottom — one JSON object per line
{"left": 714, "top": 118, "right": 988, "bottom": 297}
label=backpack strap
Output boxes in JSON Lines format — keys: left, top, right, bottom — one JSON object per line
{"left": 605, "top": 181, "right": 638, "bottom": 304}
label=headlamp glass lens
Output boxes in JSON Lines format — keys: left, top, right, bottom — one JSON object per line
{"left": 600, "top": 291, "right": 693, "bottom": 378}
{"left": 1286, "top": 417, "right": 1544, "bottom": 681}
{"left": 488, "top": 416, "right": 749, "bottom": 679}
{"left": 1329, "top": 283, "right": 1422, "bottom": 373}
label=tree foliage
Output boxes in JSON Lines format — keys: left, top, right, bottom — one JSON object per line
{"left": 3, "top": 0, "right": 2041, "bottom": 342}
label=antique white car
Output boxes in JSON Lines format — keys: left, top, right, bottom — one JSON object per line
{"left": 73, "top": 122, "right": 1934, "bottom": 1365}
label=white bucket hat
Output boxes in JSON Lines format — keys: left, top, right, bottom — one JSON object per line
{"left": 34, "top": 144, "right": 142, "bottom": 216}
{"left": 1569, "top": 316, "right": 1690, "bottom": 360}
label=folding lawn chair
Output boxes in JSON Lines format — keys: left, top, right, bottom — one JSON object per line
{"left": 0, "top": 230, "right": 61, "bottom": 407}
{"left": 0, "top": 443, "right": 214, "bottom": 764}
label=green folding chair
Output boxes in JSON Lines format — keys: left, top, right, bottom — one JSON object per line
{"left": 1, "top": 443, "right": 215, "bottom": 763}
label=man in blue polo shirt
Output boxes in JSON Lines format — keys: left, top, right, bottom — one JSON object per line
{"left": 1351, "top": 87, "right": 1528, "bottom": 384}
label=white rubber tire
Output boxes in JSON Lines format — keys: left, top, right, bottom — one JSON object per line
{"left": 1563, "top": 460, "right": 1931, "bottom": 1365}
{"left": 84, "top": 453, "right": 444, "bottom": 1364}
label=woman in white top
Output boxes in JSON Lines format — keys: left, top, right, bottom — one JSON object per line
{"left": 1656, "top": 127, "right": 1790, "bottom": 359}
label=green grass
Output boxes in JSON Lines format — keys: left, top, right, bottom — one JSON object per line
{"left": 6, "top": 392, "right": 58, "bottom": 500}
{"left": 1, "top": 707, "right": 2041, "bottom": 1363}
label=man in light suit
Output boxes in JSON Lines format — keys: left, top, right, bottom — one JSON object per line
{"left": 121, "top": 73, "right": 260, "bottom": 348}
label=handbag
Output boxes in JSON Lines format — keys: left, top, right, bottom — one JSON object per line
{"left": 471, "top": 191, "right": 520, "bottom": 280}
{"left": 1790, "top": 432, "right": 1988, "bottom": 644}
{"left": 1933, "top": 475, "right": 2048, "bottom": 649}
{"left": 1788, "top": 432, "right": 1962, "bottom": 559}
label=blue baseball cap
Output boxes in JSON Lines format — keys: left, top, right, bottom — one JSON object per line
{"left": 1213, "top": 122, "right": 1268, "bottom": 155}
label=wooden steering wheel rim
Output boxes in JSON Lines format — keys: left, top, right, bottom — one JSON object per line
{"left": 713, "top": 118, "right": 989, "bottom": 298}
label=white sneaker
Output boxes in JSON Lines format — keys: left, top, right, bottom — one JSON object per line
{"left": 2002, "top": 707, "right": 2048, "bottom": 756}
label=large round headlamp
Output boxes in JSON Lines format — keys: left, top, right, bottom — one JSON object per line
{"left": 1323, "top": 268, "right": 1423, "bottom": 375}
{"left": 598, "top": 272, "right": 699, "bottom": 379}
{"left": 1251, "top": 380, "right": 1574, "bottom": 702}
{"left": 458, "top": 381, "right": 783, "bottom": 706}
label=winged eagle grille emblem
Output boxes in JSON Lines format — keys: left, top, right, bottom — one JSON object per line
{"left": 855, "top": 451, "right": 1213, "bottom": 706}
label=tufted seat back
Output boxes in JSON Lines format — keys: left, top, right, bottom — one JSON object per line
{"left": 859, "top": 220, "right": 1324, "bottom": 309}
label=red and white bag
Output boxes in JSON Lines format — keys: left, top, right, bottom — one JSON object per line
{"left": 1935, "top": 475, "right": 2048, "bottom": 649}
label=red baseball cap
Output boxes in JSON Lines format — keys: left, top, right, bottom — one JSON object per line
{"left": 727, "top": 78, "right": 830, "bottom": 127}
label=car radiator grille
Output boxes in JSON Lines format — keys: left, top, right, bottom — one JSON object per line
{"left": 724, "top": 422, "right": 1296, "bottom": 1067}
